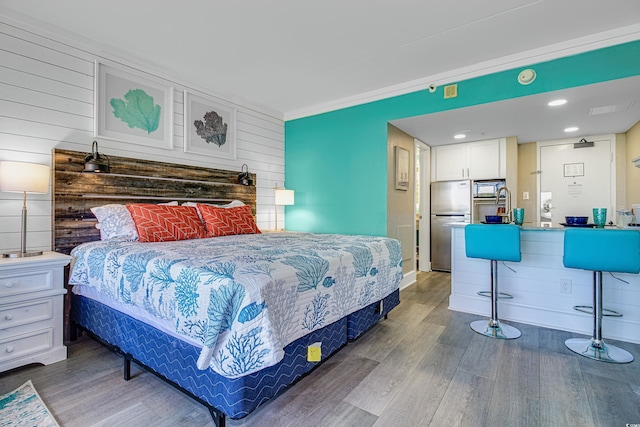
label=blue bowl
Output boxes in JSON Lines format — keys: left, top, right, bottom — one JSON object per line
{"left": 565, "top": 216, "right": 588, "bottom": 225}
{"left": 485, "top": 215, "right": 502, "bottom": 223}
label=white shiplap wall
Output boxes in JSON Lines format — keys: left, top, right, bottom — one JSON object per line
{"left": 0, "top": 17, "right": 285, "bottom": 254}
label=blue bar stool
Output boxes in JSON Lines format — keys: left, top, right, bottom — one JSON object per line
{"left": 563, "top": 228, "right": 640, "bottom": 363}
{"left": 465, "top": 224, "right": 521, "bottom": 339}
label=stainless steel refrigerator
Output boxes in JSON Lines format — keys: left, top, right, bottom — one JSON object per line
{"left": 431, "top": 180, "right": 471, "bottom": 271}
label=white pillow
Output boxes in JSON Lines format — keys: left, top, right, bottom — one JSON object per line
{"left": 182, "top": 200, "right": 245, "bottom": 208}
{"left": 183, "top": 200, "right": 245, "bottom": 221}
{"left": 91, "top": 201, "right": 180, "bottom": 240}
{"left": 91, "top": 204, "right": 138, "bottom": 241}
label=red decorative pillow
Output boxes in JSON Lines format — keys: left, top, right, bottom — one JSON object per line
{"left": 197, "top": 204, "right": 261, "bottom": 237}
{"left": 126, "top": 204, "right": 206, "bottom": 242}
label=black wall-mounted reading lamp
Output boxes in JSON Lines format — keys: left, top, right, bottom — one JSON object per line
{"left": 238, "top": 164, "right": 253, "bottom": 185}
{"left": 84, "top": 141, "right": 111, "bottom": 173}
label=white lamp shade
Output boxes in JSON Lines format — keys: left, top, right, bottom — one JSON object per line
{"left": 275, "top": 188, "right": 294, "bottom": 205}
{"left": 0, "top": 161, "right": 50, "bottom": 194}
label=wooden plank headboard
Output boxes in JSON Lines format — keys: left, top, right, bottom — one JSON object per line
{"left": 53, "top": 149, "right": 257, "bottom": 255}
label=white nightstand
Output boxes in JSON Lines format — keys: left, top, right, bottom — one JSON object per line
{"left": 0, "top": 251, "right": 71, "bottom": 372}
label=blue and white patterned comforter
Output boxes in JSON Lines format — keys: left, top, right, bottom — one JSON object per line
{"left": 69, "top": 232, "right": 403, "bottom": 378}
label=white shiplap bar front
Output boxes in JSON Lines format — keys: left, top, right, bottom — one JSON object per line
{"left": 450, "top": 225, "right": 640, "bottom": 345}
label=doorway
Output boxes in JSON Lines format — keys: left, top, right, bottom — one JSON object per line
{"left": 538, "top": 137, "right": 615, "bottom": 226}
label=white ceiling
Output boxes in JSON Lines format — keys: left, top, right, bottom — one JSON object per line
{"left": 2, "top": 0, "right": 640, "bottom": 142}
{"left": 392, "top": 75, "right": 640, "bottom": 146}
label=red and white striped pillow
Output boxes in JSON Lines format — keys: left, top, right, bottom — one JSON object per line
{"left": 197, "top": 204, "right": 261, "bottom": 237}
{"left": 127, "top": 204, "right": 206, "bottom": 242}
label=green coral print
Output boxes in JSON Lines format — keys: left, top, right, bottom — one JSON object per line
{"left": 110, "top": 89, "right": 161, "bottom": 134}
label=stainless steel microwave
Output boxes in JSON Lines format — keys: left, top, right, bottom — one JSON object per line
{"left": 473, "top": 180, "right": 506, "bottom": 198}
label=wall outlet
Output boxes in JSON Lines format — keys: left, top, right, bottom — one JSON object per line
{"left": 523, "top": 191, "right": 529, "bottom": 200}
{"left": 560, "top": 278, "right": 572, "bottom": 294}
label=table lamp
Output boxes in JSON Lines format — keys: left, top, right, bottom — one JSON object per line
{"left": 274, "top": 187, "right": 294, "bottom": 231}
{"left": 0, "top": 161, "right": 51, "bottom": 258}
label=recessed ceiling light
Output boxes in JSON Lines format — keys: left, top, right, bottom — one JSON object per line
{"left": 454, "top": 134, "right": 466, "bottom": 139}
{"left": 548, "top": 99, "right": 567, "bottom": 106}
{"left": 564, "top": 127, "right": 579, "bottom": 132}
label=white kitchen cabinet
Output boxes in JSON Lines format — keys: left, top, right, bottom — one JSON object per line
{"left": 432, "top": 144, "right": 467, "bottom": 181}
{"left": 432, "top": 138, "right": 504, "bottom": 181}
{"left": 0, "top": 252, "right": 71, "bottom": 372}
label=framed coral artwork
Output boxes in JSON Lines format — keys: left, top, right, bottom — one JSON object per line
{"left": 184, "top": 91, "right": 236, "bottom": 159}
{"left": 94, "top": 61, "right": 173, "bottom": 149}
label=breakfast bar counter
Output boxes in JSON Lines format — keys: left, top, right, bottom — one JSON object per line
{"left": 449, "top": 224, "right": 640, "bottom": 344}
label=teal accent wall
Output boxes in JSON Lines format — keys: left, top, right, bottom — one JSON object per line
{"left": 285, "top": 40, "right": 640, "bottom": 236}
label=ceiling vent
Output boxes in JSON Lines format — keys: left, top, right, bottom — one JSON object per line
{"left": 589, "top": 102, "right": 633, "bottom": 115}
{"left": 444, "top": 84, "right": 458, "bottom": 99}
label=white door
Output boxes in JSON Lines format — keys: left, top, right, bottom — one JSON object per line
{"left": 538, "top": 138, "right": 615, "bottom": 226}
{"left": 416, "top": 140, "right": 431, "bottom": 272}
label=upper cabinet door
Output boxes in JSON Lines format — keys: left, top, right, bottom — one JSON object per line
{"left": 468, "top": 139, "right": 500, "bottom": 180}
{"left": 433, "top": 139, "right": 503, "bottom": 181}
{"left": 433, "top": 144, "right": 467, "bottom": 181}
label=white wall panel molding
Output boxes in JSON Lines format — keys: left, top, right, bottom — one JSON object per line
{"left": 0, "top": 15, "right": 285, "bottom": 251}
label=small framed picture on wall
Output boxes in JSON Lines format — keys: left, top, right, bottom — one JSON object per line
{"left": 184, "top": 91, "right": 236, "bottom": 159}
{"left": 395, "top": 146, "right": 410, "bottom": 191}
{"left": 94, "top": 61, "right": 173, "bottom": 149}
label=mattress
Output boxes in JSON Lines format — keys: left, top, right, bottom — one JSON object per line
{"left": 69, "top": 232, "right": 403, "bottom": 377}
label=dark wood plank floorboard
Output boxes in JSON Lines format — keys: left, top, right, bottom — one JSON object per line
{"left": 2, "top": 271, "right": 640, "bottom": 426}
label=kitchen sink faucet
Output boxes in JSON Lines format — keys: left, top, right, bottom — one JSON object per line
{"left": 496, "top": 186, "right": 512, "bottom": 223}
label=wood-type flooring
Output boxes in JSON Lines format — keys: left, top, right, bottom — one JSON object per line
{"left": 2, "top": 271, "right": 639, "bottom": 426}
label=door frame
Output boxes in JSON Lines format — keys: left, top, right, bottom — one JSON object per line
{"left": 416, "top": 139, "right": 431, "bottom": 272}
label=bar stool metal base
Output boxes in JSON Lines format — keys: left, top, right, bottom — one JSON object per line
{"left": 565, "top": 338, "right": 634, "bottom": 364}
{"left": 573, "top": 305, "right": 622, "bottom": 317}
{"left": 470, "top": 319, "right": 521, "bottom": 340}
{"left": 477, "top": 291, "right": 513, "bottom": 299}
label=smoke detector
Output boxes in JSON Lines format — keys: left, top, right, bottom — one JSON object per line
{"left": 518, "top": 69, "right": 537, "bottom": 85}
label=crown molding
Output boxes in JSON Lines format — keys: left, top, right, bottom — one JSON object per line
{"left": 284, "top": 23, "right": 640, "bottom": 121}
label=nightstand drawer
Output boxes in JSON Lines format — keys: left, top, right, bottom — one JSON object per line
{"left": 0, "top": 299, "right": 53, "bottom": 330}
{"left": 0, "top": 270, "right": 53, "bottom": 298}
{"left": 0, "top": 328, "right": 53, "bottom": 364}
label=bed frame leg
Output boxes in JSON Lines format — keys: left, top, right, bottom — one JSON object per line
{"left": 69, "top": 322, "right": 78, "bottom": 341}
{"left": 120, "top": 351, "right": 225, "bottom": 425}
{"left": 209, "top": 408, "right": 226, "bottom": 427}
{"left": 124, "top": 354, "right": 132, "bottom": 381}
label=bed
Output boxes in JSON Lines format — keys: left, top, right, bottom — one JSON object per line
{"left": 53, "top": 149, "right": 401, "bottom": 426}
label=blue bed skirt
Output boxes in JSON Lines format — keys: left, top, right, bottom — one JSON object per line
{"left": 72, "top": 295, "right": 347, "bottom": 419}
{"left": 347, "top": 289, "right": 400, "bottom": 340}
{"left": 72, "top": 288, "right": 400, "bottom": 419}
